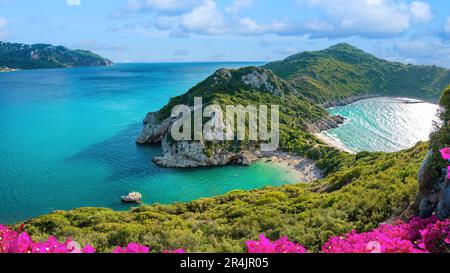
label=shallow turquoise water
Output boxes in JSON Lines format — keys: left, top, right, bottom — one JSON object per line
{"left": 323, "top": 97, "right": 439, "bottom": 153}
{"left": 0, "top": 63, "right": 303, "bottom": 224}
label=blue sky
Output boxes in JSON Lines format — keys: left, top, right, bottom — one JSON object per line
{"left": 1, "top": 0, "right": 450, "bottom": 66}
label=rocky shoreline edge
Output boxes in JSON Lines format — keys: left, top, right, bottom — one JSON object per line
{"left": 319, "top": 94, "right": 382, "bottom": 108}
{"left": 0, "top": 67, "right": 19, "bottom": 73}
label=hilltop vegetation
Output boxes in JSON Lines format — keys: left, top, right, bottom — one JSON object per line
{"left": 0, "top": 41, "right": 112, "bottom": 70}
{"left": 264, "top": 43, "right": 450, "bottom": 104}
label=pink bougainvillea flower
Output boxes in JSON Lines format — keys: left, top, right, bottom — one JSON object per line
{"left": 112, "top": 243, "right": 150, "bottom": 253}
{"left": 322, "top": 217, "right": 450, "bottom": 253}
{"left": 246, "top": 234, "right": 307, "bottom": 253}
{"left": 0, "top": 225, "right": 19, "bottom": 253}
{"left": 31, "top": 237, "right": 69, "bottom": 253}
{"left": 7, "top": 232, "right": 34, "bottom": 253}
{"left": 81, "top": 245, "right": 96, "bottom": 253}
{"left": 440, "top": 148, "right": 450, "bottom": 160}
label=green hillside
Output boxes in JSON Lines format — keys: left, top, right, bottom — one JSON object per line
{"left": 264, "top": 43, "right": 450, "bottom": 104}
{"left": 0, "top": 41, "right": 112, "bottom": 70}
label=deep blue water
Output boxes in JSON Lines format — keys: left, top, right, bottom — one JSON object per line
{"left": 0, "top": 63, "right": 302, "bottom": 224}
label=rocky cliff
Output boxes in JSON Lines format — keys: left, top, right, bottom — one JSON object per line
{"left": 137, "top": 112, "right": 261, "bottom": 168}
{"left": 416, "top": 86, "right": 450, "bottom": 219}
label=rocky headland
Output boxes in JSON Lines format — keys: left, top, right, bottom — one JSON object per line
{"left": 136, "top": 66, "right": 344, "bottom": 175}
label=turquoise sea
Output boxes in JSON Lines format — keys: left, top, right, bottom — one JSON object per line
{"left": 0, "top": 63, "right": 304, "bottom": 224}
{"left": 322, "top": 97, "right": 439, "bottom": 153}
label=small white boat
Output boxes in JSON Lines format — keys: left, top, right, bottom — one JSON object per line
{"left": 121, "top": 192, "right": 142, "bottom": 204}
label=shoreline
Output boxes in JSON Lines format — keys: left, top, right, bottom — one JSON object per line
{"left": 314, "top": 132, "right": 357, "bottom": 154}
{"left": 320, "top": 94, "right": 382, "bottom": 108}
{"left": 0, "top": 69, "right": 19, "bottom": 73}
{"left": 261, "top": 151, "right": 324, "bottom": 182}
{"left": 320, "top": 94, "right": 437, "bottom": 109}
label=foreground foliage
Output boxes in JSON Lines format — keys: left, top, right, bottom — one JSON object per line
{"left": 2, "top": 216, "right": 448, "bottom": 253}
{"left": 20, "top": 143, "right": 428, "bottom": 253}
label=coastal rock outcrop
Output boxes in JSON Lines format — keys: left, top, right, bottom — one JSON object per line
{"left": 136, "top": 106, "right": 262, "bottom": 168}
{"left": 136, "top": 112, "right": 171, "bottom": 144}
{"left": 305, "top": 115, "right": 346, "bottom": 133}
{"left": 416, "top": 152, "right": 450, "bottom": 219}
{"left": 121, "top": 192, "right": 142, "bottom": 204}
{"left": 415, "top": 85, "right": 450, "bottom": 219}
{"left": 153, "top": 137, "right": 262, "bottom": 168}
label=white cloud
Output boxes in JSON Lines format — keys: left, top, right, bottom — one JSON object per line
{"left": 153, "top": 1, "right": 282, "bottom": 37}
{"left": 179, "top": 0, "right": 228, "bottom": 35}
{"left": 66, "top": 0, "right": 81, "bottom": 6}
{"left": 226, "top": 0, "right": 254, "bottom": 14}
{"left": 237, "top": 18, "right": 289, "bottom": 35}
{"left": 153, "top": 0, "right": 228, "bottom": 36}
{"left": 116, "top": 0, "right": 434, "bottom": 39}
{"left": 294, "top": 0, "right": 433, "bottom": 38}
{"left": 0, "top": 17, "right": 7, "bottom": 38}
{"left": 409, "top": 1, "right": 433, "bottom": 23}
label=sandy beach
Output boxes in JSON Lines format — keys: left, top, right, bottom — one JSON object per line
{"left": 262, "top": 151, "right": 324, "bottom": 183}
{"left": 314, "top": 133, "right": 357, "bottom": 154}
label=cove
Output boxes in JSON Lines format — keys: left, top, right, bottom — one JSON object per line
{"left": 320, "top": 97, "right": 439, "bottom": 153}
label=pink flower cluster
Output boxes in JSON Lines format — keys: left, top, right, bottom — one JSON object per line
{"left": 0, "top": 224, "right": 185, "bottom": 254}
{"left": 111, "top": 243, "right": 186, "bottom": 254}
{"left": 440, "top": 148, "right": 450, "bottom": 160}
{"left": 246, "top": 235, "right": 307, "bottom": 253}
{"left": 1, "top": 218, "right": 448, "bottom": 254}
{"left": 322, "top": 217, "right": 450, "bottom": 253}
{"left": 439, "top": 148, "right": 450, "bottom": 179}
{"left": 0, "top": 225, "right": 95, "bottom": 253}
{"left": 244, "top": 217, "right": 449, "bottom": 254}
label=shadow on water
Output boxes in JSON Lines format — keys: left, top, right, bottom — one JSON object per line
{"left": 66, "top": 122, "right": 251, "bottom": 184}
{"left": 66, "top": 122, "right": 173, "bottom": 182}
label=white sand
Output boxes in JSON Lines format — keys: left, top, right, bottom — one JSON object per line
{"left": 262, "top": 151, "right": 324, "bottom": 183}
{"left": 314, "top": 133, "right": 357, "bottom": 154}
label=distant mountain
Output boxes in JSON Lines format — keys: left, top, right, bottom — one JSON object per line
{"left": 264, "top": 43, "right": 450, "bottom": 104}
{"left": 0, "top": 41, "right": 113, "bottom": 70}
